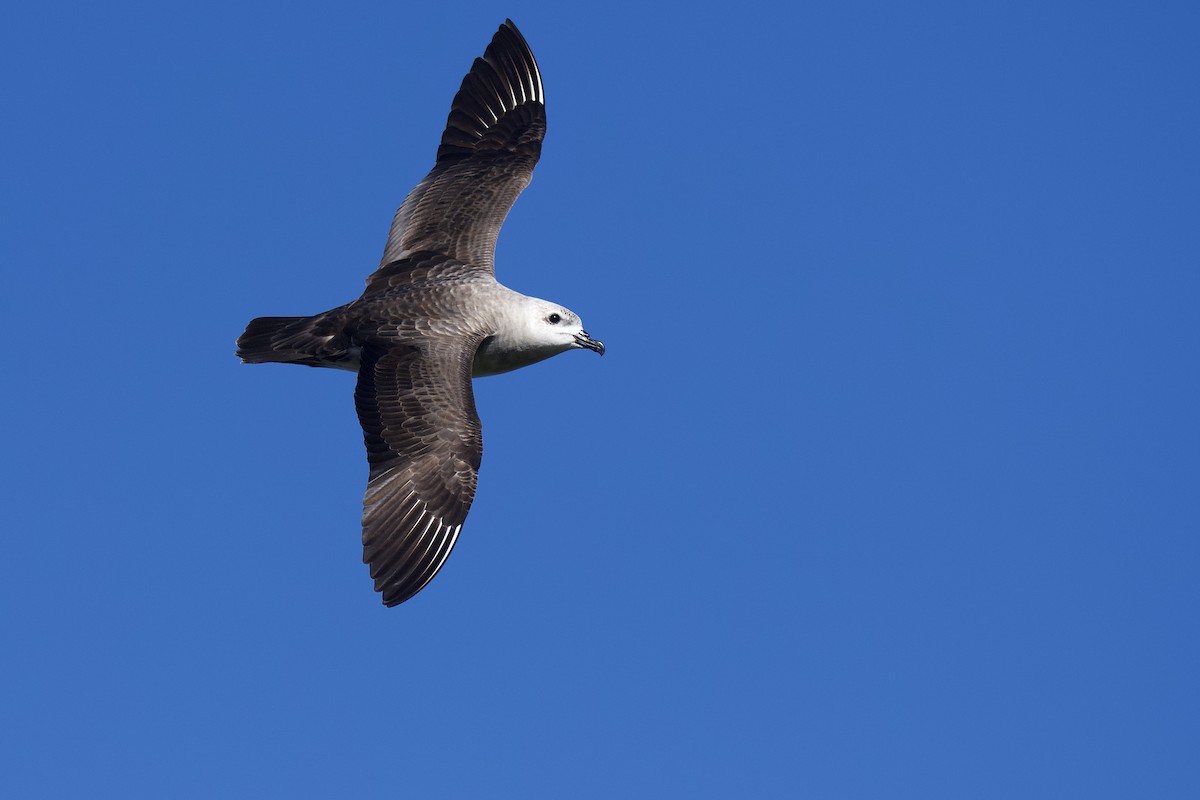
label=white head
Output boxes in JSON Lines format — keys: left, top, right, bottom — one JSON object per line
{"left": 473, "top": 296, "right": 604, "bottom": 377}
{"left": 520, "top": 298, "right": 605, "bottom": 355}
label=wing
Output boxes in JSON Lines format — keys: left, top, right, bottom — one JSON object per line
{"left": 354, "top": 337, "right": 485, "bottom": 606}
{"left": 371, "top": 19, "right": 546, "bottom": 281}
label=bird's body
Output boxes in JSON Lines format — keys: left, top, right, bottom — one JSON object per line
{"left": 236, "top": 21, "right": 603, "bottom": 606}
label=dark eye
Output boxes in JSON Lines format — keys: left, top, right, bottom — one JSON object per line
{"left": 548, "top": 313, "right": 561, "bottom": 324}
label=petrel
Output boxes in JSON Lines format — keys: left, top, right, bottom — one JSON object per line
{"left": 236, "top": 20, "right": 603, "bottom": 607}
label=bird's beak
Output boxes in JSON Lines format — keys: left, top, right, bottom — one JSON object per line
{"left": 574, "top": 330, "right": 605, "bottom": 356}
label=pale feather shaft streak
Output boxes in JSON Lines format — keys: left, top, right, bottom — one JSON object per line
{"left": 236, "top": 20, "right": 603, "bottom": 608}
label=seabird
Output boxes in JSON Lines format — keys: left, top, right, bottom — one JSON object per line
{"left": 236, "top": 20, "right": 603, "bottom": 607}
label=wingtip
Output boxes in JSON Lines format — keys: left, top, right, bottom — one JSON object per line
{"left": 498, "top": 19, "right": 534, "bottom": 57}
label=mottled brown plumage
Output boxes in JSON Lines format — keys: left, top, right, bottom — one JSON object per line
{"left": 237, "top": 21, "right": 603, "bottom": 607}
{"left": 376, "top": 21, "right": 546, "bottom": 274}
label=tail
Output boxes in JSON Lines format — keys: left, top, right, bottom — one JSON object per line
{"left": 236, "top": 315, "right": 352, "bottom": 368}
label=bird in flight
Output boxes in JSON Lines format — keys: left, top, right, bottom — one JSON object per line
{"left": 236, "top": 20, "right": 604, "bottom": 607}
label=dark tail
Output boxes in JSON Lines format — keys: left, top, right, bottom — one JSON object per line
{"left": 236, "top": 315, "right": 351, "bottom": 368}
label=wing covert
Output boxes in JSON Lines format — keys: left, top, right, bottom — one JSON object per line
{"left": 354, "top": 337, "right": 485, "bottom": 606}
{"left": 373, "top": 20, "right": 545, "bottom": 279}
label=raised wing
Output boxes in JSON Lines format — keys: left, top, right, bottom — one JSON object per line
{"left": 372, "top": 20, "right": 545, "bottom": 281}
{"left": 354, "top": 337, "right": 485, "bottom": 606}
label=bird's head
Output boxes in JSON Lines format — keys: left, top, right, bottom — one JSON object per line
{"left": 523, "top": 298, "right": 605, "bottom": 357}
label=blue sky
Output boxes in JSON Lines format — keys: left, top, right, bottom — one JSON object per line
{"left": 3, "top": 1, "right": 1198, "bottom": 796}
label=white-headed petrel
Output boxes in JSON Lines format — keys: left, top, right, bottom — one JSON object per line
{"left": 237, "top": 20, "right": 604, "bottom": 607}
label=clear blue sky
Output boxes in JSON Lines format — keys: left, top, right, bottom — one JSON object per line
{"left": 3, "top": 1, "right": 1197, "bottom": 797}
